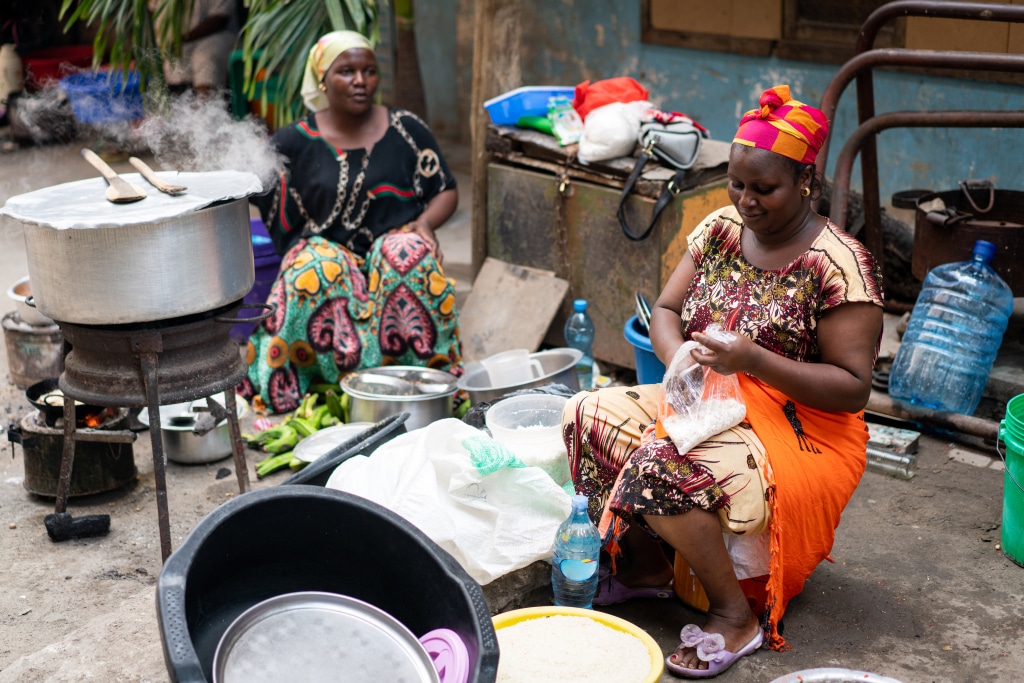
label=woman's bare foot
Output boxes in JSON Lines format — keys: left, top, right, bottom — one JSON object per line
{"left": 668, "top": 610, "right": 761, "bottom": 672}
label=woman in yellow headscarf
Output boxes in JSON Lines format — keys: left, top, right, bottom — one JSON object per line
{"left": 560, "top": 85, "right": 883, "bottom": 677}
{"left": 240, "top": 31, "right": 462, "bottom": 414}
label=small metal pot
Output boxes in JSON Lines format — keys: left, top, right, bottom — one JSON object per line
{"left": 6, "top": 276, "right": 54, "bottom": 326}
{"left": 457, "top": 348, "right": 582, "bottom": 405}
{"left": 341, "top": 367, "right": 457, "bottom": 432}
{"left": 138, "top": 394, "right": 247, "bottom": 464}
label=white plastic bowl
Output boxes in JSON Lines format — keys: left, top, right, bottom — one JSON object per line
{"left": 485, "top": 394, "right": 570, "bottom": 484}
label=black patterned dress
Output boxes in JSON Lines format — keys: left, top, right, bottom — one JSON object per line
{"left": 238, "top": 109, "right": 462, "bottom": 414}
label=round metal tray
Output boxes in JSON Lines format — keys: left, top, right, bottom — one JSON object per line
{"left": 213, "top": 591, "right": 441, "bottom": 683}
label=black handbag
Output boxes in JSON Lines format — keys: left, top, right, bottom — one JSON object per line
{"left": 617, "top": 118, "right": 707, "bottom": 241}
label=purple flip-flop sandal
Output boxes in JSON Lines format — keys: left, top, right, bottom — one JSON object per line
{"left": 593, "top": 566, "right": 676, "bottom": 606}
{"left": 665, "top": 624, "right": 763, "bottom": 679}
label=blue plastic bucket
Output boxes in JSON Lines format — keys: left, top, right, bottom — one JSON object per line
{"left": 624, "top": 316, "right": 665, "bottom": 385}
{"left": 231, "top": 218, "right": 282, "bottom": 344}
{"left": 59, "top": 70, "right": 143, "bottom": 124}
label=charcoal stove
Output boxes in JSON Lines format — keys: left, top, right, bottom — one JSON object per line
{"left": 9, "top": 407, "right": 137, "bottom": 497}
{"left": 52, "top": 299, "right": 272, "bottom": 561}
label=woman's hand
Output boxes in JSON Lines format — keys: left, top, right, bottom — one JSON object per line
{"left": 689, "top": 330, "right": 763, "bottom": 376}
{"left": 409, "top": 215, "right": 443, "bottom": 265}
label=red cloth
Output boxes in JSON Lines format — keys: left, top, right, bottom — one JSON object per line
{"left": 573, "top": 77, "right": 649, "bottom": 120}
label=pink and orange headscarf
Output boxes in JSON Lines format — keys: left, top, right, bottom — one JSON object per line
{"left": 733, "top": 85, "right": 829, "bottom": 165}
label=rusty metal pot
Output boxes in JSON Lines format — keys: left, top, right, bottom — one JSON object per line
{"left": 2, "top": 171, "right": 262, "bottom": 324}
{"left": 911, "top": 181, "right": 1024, "bottom": 295}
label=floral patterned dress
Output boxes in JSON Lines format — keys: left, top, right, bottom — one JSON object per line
{"left": 563, "top": 205, "right": 883, "bottom": 648}
{"left": 238, "top": 109, "right": 462, "bottom": 414}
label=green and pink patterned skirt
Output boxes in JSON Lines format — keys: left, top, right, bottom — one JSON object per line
{"left": 237, "top": 227, "right": 463, "bottom": 414}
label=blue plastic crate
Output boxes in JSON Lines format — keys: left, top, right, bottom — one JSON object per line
{"left": 483, "top": 85, "right": 575, "bottom": 125}
{"left": 60, "top": 70, "right": 143, "bottom": 124}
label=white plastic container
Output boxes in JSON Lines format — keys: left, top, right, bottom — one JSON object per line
{"left": 485, "top": 394, "right": 570, "bottom": 485}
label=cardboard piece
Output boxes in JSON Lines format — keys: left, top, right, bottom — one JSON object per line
{"left": 458, "top": 257, "right": 569, "bottom": 362}
{"left": 649, "top": 0, "right": 782, "bottom": 40}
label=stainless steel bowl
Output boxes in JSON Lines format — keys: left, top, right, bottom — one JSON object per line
{"left": 341, "top": 366, "right": 458, "bottom": 432}
{"left": 457, "top": 348, "right": 582, "bottom": 405}
{"left": 138, "top": 393, "right": 247, "bottom": 464}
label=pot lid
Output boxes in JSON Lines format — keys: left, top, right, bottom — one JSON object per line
{"left": 292, "top": 422, "right": 375, "bottom": 463}
{"left": 0, "top": 170, "right": 262, "bottom": 230}
{"left": 213, "top": 591, "right": 441, "bottom": 683}
{"left": 341, "top": 366, "right": 458, "bottom": 399}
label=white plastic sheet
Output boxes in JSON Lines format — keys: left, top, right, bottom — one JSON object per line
{"left": 326, "top": 418, "right": 573, "bottom": 585}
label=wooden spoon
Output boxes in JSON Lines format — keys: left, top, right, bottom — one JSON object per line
{"left": 128, "top": 156, "right": 188, "bottom": 196}
{"left": 80, "top": 148, "right": 147, "bottom": 203}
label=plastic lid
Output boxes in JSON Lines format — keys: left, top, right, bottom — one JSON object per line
{"left": 571, "top": 494, "right": 588, "bottom": 508}
{"left": 419, "top": 629, "right": 470, "bottom": 683}
{"left": 973, "top": 240, "right": 997, "bottom": 264}
{"left": 573, "top": 299, "right": 587, "bottom": 312}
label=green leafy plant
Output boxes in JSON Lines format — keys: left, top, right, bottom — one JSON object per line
{"left": 240, "top": 0, "right": 378, "bottom": 129}
{"left": 58, "top": 0, "right": 377, "bottom": 127}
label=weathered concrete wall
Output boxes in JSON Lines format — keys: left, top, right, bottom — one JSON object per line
{"left": 416, "top": 0, "right": 1024, "bottom": 206}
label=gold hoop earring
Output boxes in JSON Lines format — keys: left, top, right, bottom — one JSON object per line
{"left": 318, "top": 82, "right": 327, "bottom": 93}
{"left": 800, "top": 187, "right": 811, "bottom": 197}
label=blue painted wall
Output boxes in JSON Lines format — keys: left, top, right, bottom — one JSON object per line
{"left": 418, "top": 0, "right": 1024, "bottom": 206}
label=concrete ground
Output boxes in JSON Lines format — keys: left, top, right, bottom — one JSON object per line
{"left": 0, "top": 135, "right": 1023, "bottom": 683}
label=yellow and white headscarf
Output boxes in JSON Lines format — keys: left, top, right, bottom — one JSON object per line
{"left": 301, "top": 30, "right": 375, "bottom": 112}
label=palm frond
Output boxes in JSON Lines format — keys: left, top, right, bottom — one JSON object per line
{"left": 240, "top": 0, "right": 378, "bottom": 129}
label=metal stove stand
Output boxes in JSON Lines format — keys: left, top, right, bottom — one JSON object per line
{"left": 51, "top": 301, "right": 271, "bottom": 562}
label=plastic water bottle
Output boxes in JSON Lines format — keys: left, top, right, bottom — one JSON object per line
{"left": 889, "top": 240, "right": 1013, "bottom": 415}
{"left": 551, "top": 494, "right": 600, "bottom": 609}
{"left": 564, "top": 299, "right": 595, "bottom": 390}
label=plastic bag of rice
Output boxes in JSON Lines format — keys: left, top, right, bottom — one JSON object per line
{"left": 496, "top": 615, "right": 652, "bottom": 683}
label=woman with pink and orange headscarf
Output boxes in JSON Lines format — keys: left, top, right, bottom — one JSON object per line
{"left": 561, "top": 86, "right": 883, "bottom": 677}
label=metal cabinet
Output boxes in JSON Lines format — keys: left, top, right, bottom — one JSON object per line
{"left": 486, "top": 160, "right": 729, "bottom": 369}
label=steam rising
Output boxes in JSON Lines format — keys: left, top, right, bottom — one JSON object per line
{"left": 5, "top": 86, "right": 285, "bottom": 191}
{"left": 135, "top": 92, "right": 285, "bottom": 189}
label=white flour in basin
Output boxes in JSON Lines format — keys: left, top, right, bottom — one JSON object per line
{"left": 496, "top": 615, "right": 651, "bottom": 683}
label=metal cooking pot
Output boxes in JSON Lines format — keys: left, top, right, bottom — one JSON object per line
{"left": 2, "top": 170, "right": 262, "bottom": 325}
{"left": 457, "top": 348, "right": 582, "bottom": 405}
{"left": 137, "top": 393, "right": 248, "bottom": 464}
{"left": 341, "top": 366, "right": 457, "bottom": 432}
{"left": 6, "top": 276, "right": 54, "bottom": 325}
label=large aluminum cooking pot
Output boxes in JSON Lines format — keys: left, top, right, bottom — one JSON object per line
{"left": 1, "top": 170, "right": 262, "bottom": 325}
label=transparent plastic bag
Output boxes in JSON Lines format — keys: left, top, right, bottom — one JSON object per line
{"left": 658, "top": 325, "right": 747, "bottom": 455}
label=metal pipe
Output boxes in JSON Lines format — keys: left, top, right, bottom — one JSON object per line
{"left": 866, "top": 391, "right": 1000, "bottom": 442}
{"left": 817, "top": 2, "right": 1024, "bottom": 284}
{"left": 856, "top": 1, "right": 1024, "bottom": 56}
{"left": 816, "top": 49, "right": 1024, "bottom": 177}
{"left": 54, "top": 392, "right": 76, "bottom": 514}
{"left": 224, "top": 390, "right": 251, "bottom": 494}
{"left": 829, "top": 110, "right": 1024, "bottom": 228}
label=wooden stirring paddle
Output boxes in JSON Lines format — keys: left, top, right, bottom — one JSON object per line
{"left": 80, "top": 148, "right": 147, "bottom": 203}
{"left": 128, "top": 156, "right": 188, "bottom": 196}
